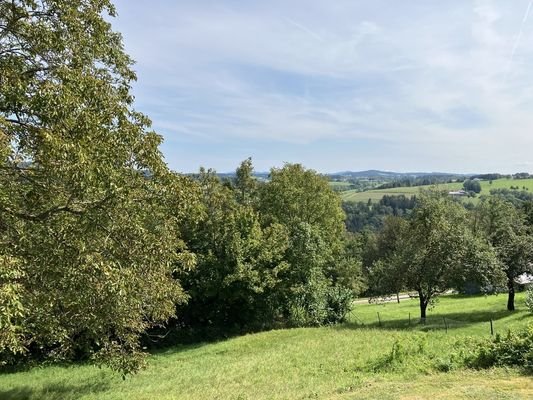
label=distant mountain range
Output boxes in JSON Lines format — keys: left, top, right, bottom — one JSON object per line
{"left": 214, "top": 170, "right": 467, "bottom": 180}
{"left": 328, "top": 170, "right": 468, "bottom": 179}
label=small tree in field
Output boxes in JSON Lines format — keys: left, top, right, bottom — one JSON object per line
{"left": 475, "top": 197, "right": 533, "bottom": 311}
{"left": 463, "top": 179, "right": 481, "bottom": 194}
{"left": 373, "top": 193, "right": 502, "bottom": 320}
{"left": 367, "top": 216, "right": 408, "bottom": 302}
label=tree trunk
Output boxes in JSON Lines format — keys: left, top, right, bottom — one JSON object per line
{"left": 396, "top": 292, "right": 400, "bottom": 304}
{"left": 507, "top": 278, "right": 515, "bottom": 311}
{"left": 418, "top": 290, "right": 427, "bottom": 321}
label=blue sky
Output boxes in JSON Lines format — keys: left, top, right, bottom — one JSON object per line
{"left": 111, "top": 0, "right": 533, "bottom": 174}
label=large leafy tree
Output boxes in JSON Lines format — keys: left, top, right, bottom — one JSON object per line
{"left": 475, "top": 197, "right": 533, "bottom": 311}
{"left": 0, "top": 0, "right": 192, "bottom": 373}
{"left": 234, "top": 157, "right": 257, "bottom": 206}
{"left": 373, "top": 193, "right": 502, "bottom": 319}
{"left": 259, "top": 164, "right": 355, "bottom": 324}
{"left": 367, "top": 215, "right": 409, "bottom": 302}
{"left": 176, "top": 167, "right": 289, "bottom": 334}
{"left": 260, "top": 164, "right": 345, "bottom": 240}
{"left": 174, "top": 162, "right": 359, "bottom": 334}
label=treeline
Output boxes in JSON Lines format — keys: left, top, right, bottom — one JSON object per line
{"left": 330, "top": 179, "right": 381, "bottom": 192}
{"left": 376, "top": 173, "right": 533, "bottom": 191}
{"left": 358, "top": 193, "right": 533, "bottom": 317}
{"left": 469, "top": 173, "right": 531, "bottom": 180}
{"left": 343, "top": 195, "right": 417, "bottom": 232}
{"left": 170, "top": 161, "right": 365, "bottom": 340}
{"left": 343, "top": 188, "right": 533, "bottom": 234}
{"left": 376, "top": 175, "right": 462, "bottom": 190}
{"left": 488, "top": 189, "right": 533, "bottom": 205}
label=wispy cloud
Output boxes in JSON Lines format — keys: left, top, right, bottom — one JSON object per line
{"left": 283, "top": 17, "right": 325, "bottom": 42}
{"left": 505, "top": 0, "right": 533, "bottom": 81}
{"left": 112, "top": 0, "right": 533, "bottom": 173}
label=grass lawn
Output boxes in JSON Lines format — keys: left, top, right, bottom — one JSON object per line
{"left": 0, "top": 293, "right": 531, "bottom": 400}
{"left": 340, "top": 178, "right": 533, "bottom": 203}
{"left": 351, "top": 292, "right": 529, "bottom": 336}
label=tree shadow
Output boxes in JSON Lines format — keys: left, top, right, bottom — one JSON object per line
{"left": 0, "top": 380, "right": 110, "bottom": 400}
{"left": 148, "top": 340, "right": 213, "bottom": 357}
{"left": 142, "top": 323, "right": 255, "bottom": 355}
{"left": 340, "top": 308, "right": 531, "bottom": 332}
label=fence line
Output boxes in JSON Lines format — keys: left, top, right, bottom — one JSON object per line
{"left": 350, "top": 312, "right": 499, "bottom": 336}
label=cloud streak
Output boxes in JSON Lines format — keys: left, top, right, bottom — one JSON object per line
{"left": 111, "top": 0, "right": 533, "bottom": 173}
{"left": 284, "top": 17, "right": 325, "bottom": 43}
{"left": 505, "top": 0, "right": 533, "bottom": 81}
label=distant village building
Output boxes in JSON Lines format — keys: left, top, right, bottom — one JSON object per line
{"left": 515, "top": 272, "right": 533, "bottom": 287}
{"left": 448, "top": 190, "right": 467, "bottom": 197}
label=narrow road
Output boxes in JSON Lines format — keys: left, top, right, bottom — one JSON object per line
{"left": 353, "top": 293, "right": 416, "bottom": 304}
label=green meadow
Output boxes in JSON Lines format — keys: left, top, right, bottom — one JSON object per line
{"left": 1, "top": 293, "right": 531, "bottom": 400}
{"left": 329, "top": 181, "right": 355, "bottom": 188}
{"left": 340, "top": 178, "right": 533, "bottom": 203}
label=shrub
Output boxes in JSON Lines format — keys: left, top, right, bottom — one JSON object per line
{"left": 325, "top": 286, "right": 354, "bottom": 324}
{"left": 368, "top": 335, "right": 428, "bottom": 372}
{"left": 287, "top": 272, "right": 330, "bottom": 327}
{"left": 465, "top": 324, "right": 533, "bottom": 373}
{"left": 526, "top": 286, "right": 533, "bottom": 313}
{"left": 287, "top": 273, "right": 354, "bottom": 327}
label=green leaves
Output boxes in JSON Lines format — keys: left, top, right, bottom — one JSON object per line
{"left": 369, "top": 192, "right": 502, "bottom": 318}
{"left": 172, "top": 162, "right": 359, "bottom": 335}
{"left": 476, "top": 197, "right": 533, "bottom": 310}
{"left": 0, "top": 256, "right": 26, "bottom": 360}
{"left": 0, "top": 0, "right": 193, "bottom": 373}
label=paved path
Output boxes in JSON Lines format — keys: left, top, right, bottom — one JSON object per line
{"left": 353, "top": 294, "right": 415, "bottom": 304}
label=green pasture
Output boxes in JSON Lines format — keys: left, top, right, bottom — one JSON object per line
{"left": 351, "top": 292, "right": 529, "bottom": 336}
{"left": 340, "top": 178, "right": 533, "bottom": 203}
{"left": 0, "top": 293, "right": 531, "bottom": 400}
{"left": 329, "top": 181, "right": 354, "bottom": 187}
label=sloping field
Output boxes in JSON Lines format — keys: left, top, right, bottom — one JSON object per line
{"left": 341, "top": 178, "right": 533, "bottom": 203}
{"left": 0, "top": 294, "right": 531, "bottom": 400}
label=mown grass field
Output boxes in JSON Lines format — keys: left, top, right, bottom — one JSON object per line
{"left": 340, "top": 178, "right": 533, "bottom": 203}
{"left": 329, "top": 181, "right": 354, "bottom": 188}
{"left": 0, "top": 293, "right": 531, "bottom": 400}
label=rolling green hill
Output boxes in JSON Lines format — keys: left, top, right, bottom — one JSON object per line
{"left": 0, "top": 294, "right": 531, "bottom": 400}
{"left": 341, "top": 178, "right": 533, "bottom": 203}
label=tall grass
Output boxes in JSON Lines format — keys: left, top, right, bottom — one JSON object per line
{"left": 0, "top": 293, "right": 531, "bottom": 399}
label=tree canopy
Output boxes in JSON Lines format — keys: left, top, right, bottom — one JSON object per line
{"left": 0, "top": 0, "right": 194, "bottom": 373}
{"left": 170, "top": 162, "right": 363, "bottom": 337}
{"left": 369, "top": 193, "right": 502, "bottom": 319}
{"left": 475, "top": 197, "right": 533, "bottom": 311}
{"left": 463, "top": 179, "right": 482, "bottom": 194}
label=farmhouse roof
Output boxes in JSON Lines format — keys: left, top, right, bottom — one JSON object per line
{"left": 514, "top": 273, "right": 533, "bottom": 285}
{"left": 448, "top": 190, "right": 466, "bottom": 196}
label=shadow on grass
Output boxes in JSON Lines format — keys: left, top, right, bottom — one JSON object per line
{"left": 341, "top": 308, "right": 531, "bottom": 332}
{"left": 148, "top": 340, "right": 213, "bottom": 357}
{"left": 0, "top": 380, "right": 110, "bottom": 400}
{"left": 142, "top": 323, "right": 255, "bottom": 356}
{"left": 0, "top": 360, "right": 93, "bottom": 376}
